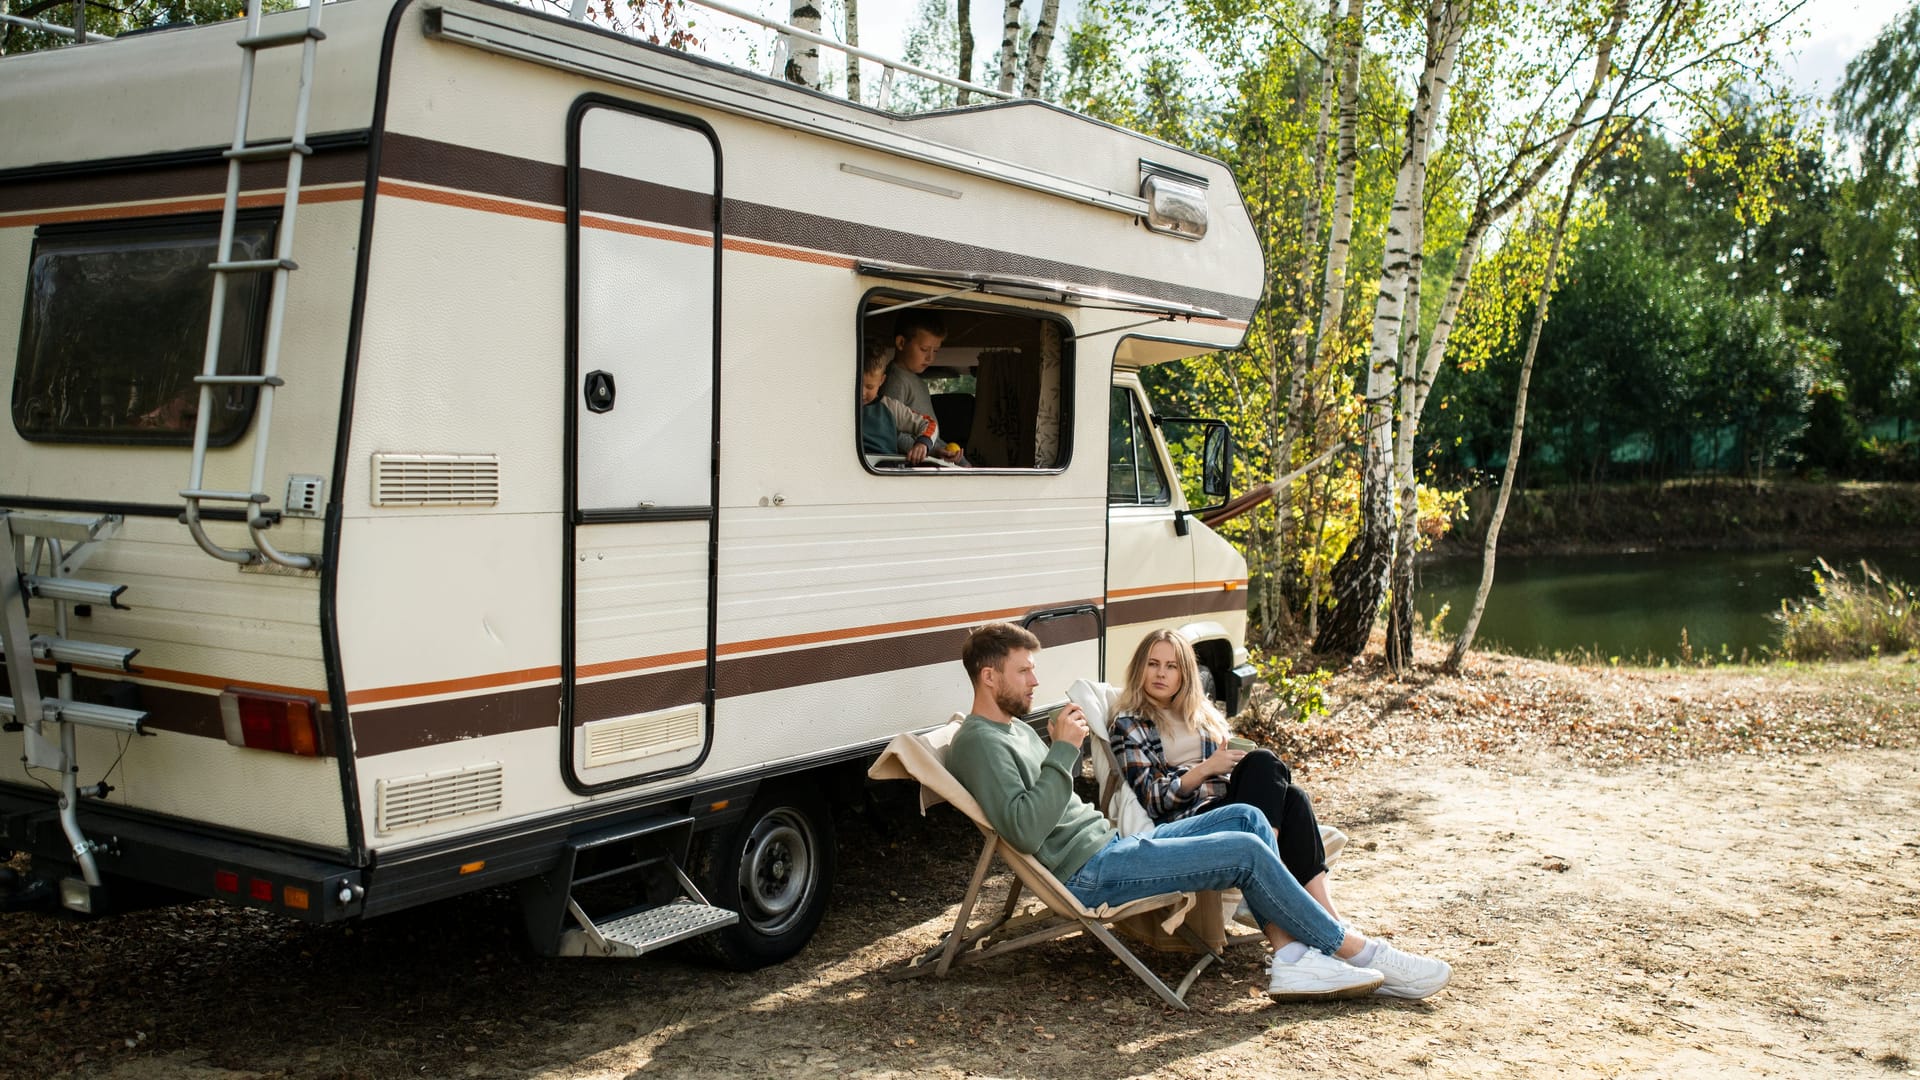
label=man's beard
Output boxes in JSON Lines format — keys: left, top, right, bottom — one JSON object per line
{"left": 993, "top": 686, "right": 1033, "bottom": 718}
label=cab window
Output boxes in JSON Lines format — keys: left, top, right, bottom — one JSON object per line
{"left": 1108, "top": 386, "right": 1170, "bottom": 505}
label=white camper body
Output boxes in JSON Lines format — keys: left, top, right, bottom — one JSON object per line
{"left": 0, "top": 0, "right": 1262, "bottom": 963}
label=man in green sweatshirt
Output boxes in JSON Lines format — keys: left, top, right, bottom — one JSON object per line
{"left": 945, "top": 622, "right": 1451, "bottom": 1002}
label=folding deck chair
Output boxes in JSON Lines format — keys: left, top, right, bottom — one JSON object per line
{"left": 868, "top": 721, "right": 1223, "bottom": 1010}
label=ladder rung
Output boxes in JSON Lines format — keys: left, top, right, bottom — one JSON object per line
{"left": 24, "top": 576, "right": 127, "bottom": 609}
{"left": 0, "top": 511, "right": 114, "bottom": 545}
{"left": 0, "top": 635, "right": 140, "bottom": 673}
{"left": 181, "top": 489, "right": 272, "bottom": 504}
{"left": 0, "top": 695, "right": 147, "bottom": 735}
{"left": 194, "top": 374, "right": 285, "bottom": 387}
{"left": 237, "top": 26, "right": 326, "bottom": 49}
{"left": 224, "top": 141, "right": 312, "bottom": 163}
{"left": 209, "top": 259, "right": 297, "bottom": 274}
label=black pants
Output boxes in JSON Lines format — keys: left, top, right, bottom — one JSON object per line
{"left": 1219, "top": 749, "right": 1327, "bottom": 886}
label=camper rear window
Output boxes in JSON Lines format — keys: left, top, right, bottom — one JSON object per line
{"left": 859, "top": 299, "right": 1071, "bottom": 472}
{"left": 11, "top": 214, "right": 274, "bottom": 446}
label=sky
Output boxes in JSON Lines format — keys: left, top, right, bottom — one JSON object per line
{"left": 689, "top": 0, "right": 1912, "bottom": 103}
{"left": 1785, "top": 0, "right": 1912, "bottom": 100}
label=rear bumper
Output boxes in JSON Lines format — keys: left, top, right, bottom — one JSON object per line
{"left": 0, "top": 784, "right": 364, "bottom": 921}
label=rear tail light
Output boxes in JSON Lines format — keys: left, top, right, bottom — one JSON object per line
{"left": 219, "top": 688, "right": 324, "bottom": 756}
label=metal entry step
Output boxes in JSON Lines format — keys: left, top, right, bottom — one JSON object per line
{"left": 559, "top": 898, "right": 738, "bottom": 958}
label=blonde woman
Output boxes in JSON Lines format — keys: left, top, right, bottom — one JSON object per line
{"left": 1109, "top": 629, "right": 1339, "bottom": 919}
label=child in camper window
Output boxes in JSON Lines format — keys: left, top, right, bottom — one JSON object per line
{"left": 860, "top": 341, "right": 939, "bottom": 463}
{"left": 880, "top": 310, "right": 965, "bottom": 465}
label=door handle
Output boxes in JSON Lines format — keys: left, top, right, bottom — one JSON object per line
{"left": 584, "top": 370, "right": 616, "bottom": 413}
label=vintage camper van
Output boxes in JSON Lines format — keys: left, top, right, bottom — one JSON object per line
{"left": 0, "top": 0, "right": 1264, "bottom": 966}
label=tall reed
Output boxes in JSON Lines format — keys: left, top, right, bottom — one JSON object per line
{"left": 1774, "top": 559, "right": 1919, "bottom": 661}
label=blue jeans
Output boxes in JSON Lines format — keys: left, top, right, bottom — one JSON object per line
{"left": 1062, "top": 803, "right": 1345, "bottom": 954}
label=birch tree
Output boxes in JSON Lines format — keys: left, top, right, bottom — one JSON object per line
{"left": 845, "top": 0, "right": 861, "bottom": 104}
{"left": 1313, "top": 0, "right": 1470, "bottom": 659}
{"left": 1020, "top": 0, "right": 1061, "bottom": 96}
{"left": 1445, "top": 132, "right": 1620, "bottom": 672}
{"left": 957, "top": 0, "right": 975, "bottom": 103}
{"left": 784, "top": 0, "right": 822, "bottom": 88}
{"left": 1380, "top": 0, "right": 1631, "bottom": 668}
{"left": 996, "top": 0, "right": 1024, "bottom": 93}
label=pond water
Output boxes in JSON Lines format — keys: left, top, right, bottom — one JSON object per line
{"left": 1413, "top": 548, "right": 1920, "bottom": 661}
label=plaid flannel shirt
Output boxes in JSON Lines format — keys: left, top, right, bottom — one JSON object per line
{"left": 1108, "top": 710, "right": 1229, "bottom": 823}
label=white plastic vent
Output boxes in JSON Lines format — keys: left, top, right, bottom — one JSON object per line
{"left": 375, "top": 762, "right": 503, "bottom": 834}
{"left": 583, "top": 705, "right": 703, "bottom": 768}
{"left": 371, "top": 453, "right": 500, "bottom": 507}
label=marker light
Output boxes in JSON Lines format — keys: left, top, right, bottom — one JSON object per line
{"left": 249, "top": 878, "right": 275, "bottom": 902}
{"left": 219, "top": 688, "right": 324, "bottom": 756}
{"left": 214, "top": 870, "right": 240, "bottom": 894}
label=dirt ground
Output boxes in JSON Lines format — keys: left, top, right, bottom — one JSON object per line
{"left": 4, "top": 647, "right": 1918, "bottom": 1079}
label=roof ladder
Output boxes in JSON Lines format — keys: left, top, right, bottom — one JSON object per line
{"left": 180, "top": 0, "right": 327, "bottom": 570}
{"left": 0, "top": 510, "right": 148, "bottom": 891}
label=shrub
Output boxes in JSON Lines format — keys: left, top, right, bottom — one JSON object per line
{"left": 1773, "top": 558, "right": 1919, "bottom": 661}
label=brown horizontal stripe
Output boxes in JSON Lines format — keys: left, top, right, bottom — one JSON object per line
{"left": 379, "top": 132, "right": 1256, "bottom": 322}
{"left": 346, "top": 602, "right": 1103, "bottom": 755}
{"left": 349, "top": 683, "right": 560, "bottom": 758}
{"left": 579, "top": 168, "right": 714, "bottom": 232}
{"left": 0, "top": 148, "right": 368, "bottom": 215}
{"left": 3, "top": 669, "right": 336, "bottom": 754}
{"left": 381, "top": 132, "right": 561, "bottom": 208}
{"left": 575, "top": 664, "right": 706, "bottom": 723}
{"left": 1107, "top": 587, "right": 1247, "bottom": 628}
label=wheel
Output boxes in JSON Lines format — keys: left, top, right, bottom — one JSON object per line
{"left": 689, "top": 784, "right": 836, "bottom": 970}
{"left": 1198, "top": 663, "right": 1225, "bottom": 712}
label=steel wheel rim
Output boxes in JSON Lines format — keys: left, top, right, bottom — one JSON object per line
{"left": 738, "top": 807, "right": 816, "bottom": 935}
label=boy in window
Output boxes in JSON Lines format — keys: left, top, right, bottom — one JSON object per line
{"left": 880, "top": 310, "right": 964, "bottom": 465}
{"left": 861, "top": 341, "right": 939, "bottom": 463}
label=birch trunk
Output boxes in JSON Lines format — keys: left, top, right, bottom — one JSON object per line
{"left": 1384, "top": 208, "right": 1426, "bottom": 673}
{"left": 783, "top": 0, "right": 822, "bottom": 88}
{"left": 845, "top": 0, "right": 860, "bottom": 104}
{"left": 1315, "top": 0, "right": 1466, "bottom": 659}
{"left": 995, "top": 0, "right": 1024, "bottom": 95}
{"left": 1381, "top": 0, "right": 1629, "bottom": 668}
{"left": 1313, "top": 0, "right": 1366, "bottom": 367}
{"left": 957, "top": 0, "right": 974, "bottom": 105}
{"left": 1446, "top": 156, "right": 1597, "bottom": 673}
{"left": 1020, "top": 0, "right": 1059, "bottom": 97}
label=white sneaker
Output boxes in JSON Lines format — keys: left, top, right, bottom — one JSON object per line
{"left": 1365, "top": 940, "right": 1452, "bottom": 999}
{"left": 1266, "top": 949, "right": 1385, "bottom": 1002}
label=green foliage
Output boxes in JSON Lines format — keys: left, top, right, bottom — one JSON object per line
{"left": 0, "top": 0, "right": 291, "bottom": 52}
{"left": 1249, "top": 651, "right": 1332, "bottom": 724}
{"left": 1423, "top": 112, "right": 1918, "bottom": 488}
{"left": 1774, "top": 559, "right": 1920, "bottom": 661}
{"left": 1834, "top": 0, "right": 1920, "bottom": 176}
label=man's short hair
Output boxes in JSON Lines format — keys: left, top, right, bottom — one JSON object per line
{"left": 893, "top": 309, "right": 947, "bottom": 343}
{"left": 962, "top": 622, "right": 1040, "bottom": 682}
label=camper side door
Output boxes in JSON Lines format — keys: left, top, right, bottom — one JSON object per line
{"left": 562, "top": 100, "right": 722, "bottom": 792}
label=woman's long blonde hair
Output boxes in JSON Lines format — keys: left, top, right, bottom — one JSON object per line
{"left": 1117, "top": 629, "right": 1229, "bottom": 744}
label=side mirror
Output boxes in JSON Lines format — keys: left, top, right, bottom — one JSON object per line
{"left": 1156, "top": 416, "right": 1233, "bottom": 517}
{"left": 1201, "top": 423, "right": 1231, "bottom": 501}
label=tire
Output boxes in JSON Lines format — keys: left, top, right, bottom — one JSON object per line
{"left": 689, "top": 784, "right": 836, "bottom": 970}
{"left": 1198, "top": 663, "right": 1225, "bottom": 713}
